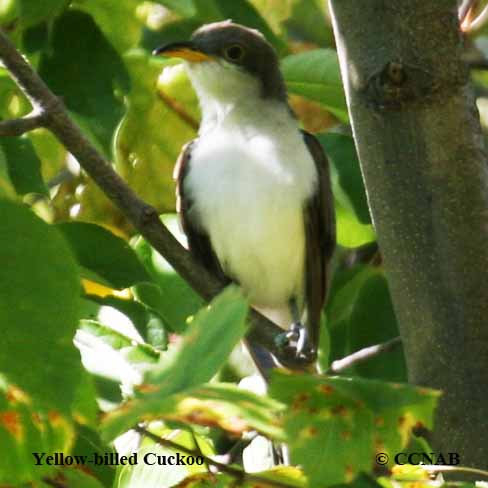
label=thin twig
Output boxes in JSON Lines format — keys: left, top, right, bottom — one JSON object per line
{"left": 327, "top": 337, "right": 402, "bottom": 374}
{"left": 0, "top": 111, "right": 45, "bottom": 136}
{"left": 134, "top": 425, "right": 297, "bottom": 488}
{"left": 157, "top": 89, "right": 199, "bottom": 130}
{"left": 0, "top": 29, "right": 311, "bottom": 368}
{"left": 421, "top": 464, "right": 488, "bottom": 479}
{"left": 467, "top": 58, "right": 488, "bottom": 70}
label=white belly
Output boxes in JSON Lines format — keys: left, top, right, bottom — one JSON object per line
{"left": 185, "top": 126, "right": 317, "bottom": 320}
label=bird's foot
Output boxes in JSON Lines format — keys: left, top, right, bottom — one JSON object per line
{"left": 275, "top": 322, "right": 313, "bottom": 360}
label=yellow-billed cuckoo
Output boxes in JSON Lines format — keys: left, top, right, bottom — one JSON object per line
{"left": 153, "top": 21, "right": 335, "bottom": 360}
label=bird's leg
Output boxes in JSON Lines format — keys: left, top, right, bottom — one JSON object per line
{"left": 275, "top": 298, "right": 309, "bottom": 358}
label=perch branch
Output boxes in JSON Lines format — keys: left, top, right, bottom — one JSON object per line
{"left": 0, "top": 29, "right": 307, "bottom": 367}
{"left": 327, "top": 337, "right": 402, "bottom": 374}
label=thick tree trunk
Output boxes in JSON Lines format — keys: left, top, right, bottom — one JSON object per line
{"left": 329, "top": 0, "right": 488, "bottom": 469}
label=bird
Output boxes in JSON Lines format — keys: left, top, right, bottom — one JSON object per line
{"left": 153, "top": 20, "right": 335, "bottom": 361}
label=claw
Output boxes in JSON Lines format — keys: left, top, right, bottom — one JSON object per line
{"left": 275, "top": 322, "right": 312, "bottom": 359}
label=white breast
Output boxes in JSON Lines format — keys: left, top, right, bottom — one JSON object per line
{"left": 185, "top": 103, "right": 317, "bottom": 326}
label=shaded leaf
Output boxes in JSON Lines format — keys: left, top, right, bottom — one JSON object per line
{"left": 284, "top": 0, "right": 334, "bottom": 47}
{"left": 72, "top": 0, "right": 143, "bottom": 54}
{"left": 0, "top": 145, "right": 17, "bottom": 199}
{"left": 57, "top": 222, "right": 151, "bottom": 289}
{"left": 133, "top": 214, "right": 204, "bottom": 333}
{"left": 282, "top": 49, "right": 348, "bottom": 121}
{"left": 0, "top": 136, "right": 48, "bottom": 196}
{"left": 211, "top": 0, "right": 287, "bottom": 54}
{"left": 38, "top": 10, "right": 130, "bottom": 154}
{"left": 18, "top": 0, "right": 68, "bottom": 29}
{"left": 0, "top": 199, "right": 84, "bottom": 413}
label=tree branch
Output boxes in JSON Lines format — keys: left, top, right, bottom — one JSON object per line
{"left": 0, "top": 30, "right": 309, "bottom": 368}
{"left": 134, "top": 425, "right": 297, "bottom": 488}
{"left": 327, "top": 337, "right": 401, "bottom": 374}
{"left": 0, "top": 111, "right": 46, "bottom": 136}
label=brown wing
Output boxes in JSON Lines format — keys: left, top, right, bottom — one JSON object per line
{"left": 174, "top": 139, "right": 230, "bottom": 284}
{"left": 301, "top": 131, "right": 336, "bottom": 351}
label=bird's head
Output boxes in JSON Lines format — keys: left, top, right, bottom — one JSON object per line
{"left": 153, "top": 21, "right": 287, "bottom": 105}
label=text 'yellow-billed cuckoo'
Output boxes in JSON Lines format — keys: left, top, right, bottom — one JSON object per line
{"left": 154, "top": 21, "right": 336, "bottom": 360}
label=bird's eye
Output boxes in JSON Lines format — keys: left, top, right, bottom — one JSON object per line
{"left": 223, "top": 44, "right": 245, "bottom": 62}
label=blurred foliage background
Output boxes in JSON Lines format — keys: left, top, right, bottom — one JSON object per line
{"left": 1, "top": 0, "right": 483, "bottom": 486}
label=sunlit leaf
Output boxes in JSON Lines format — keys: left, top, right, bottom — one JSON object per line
{"left": 155, "top": 0, "right": 197, "bottom": 17}
{"left": 103, "top": 382, "right": 283, "bottom": 442}
{"left": 270, "top": 371, "right": 440, "bottom": 486}
{"left": 114, "top": 51, "right": 197, "bottom": 212}
{"left": 145, "top": 285, "right": 247, "bottom": 389}
{"left": 282, "top": 49, "right": 348, "bottom": 121}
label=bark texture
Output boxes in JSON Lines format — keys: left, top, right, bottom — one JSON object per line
{"left": 329, "top": 0, "right": 488, "bottom": 469}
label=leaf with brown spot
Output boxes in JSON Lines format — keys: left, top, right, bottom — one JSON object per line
{"left": 269, "top": 371, "right": 440, "bottom": 486}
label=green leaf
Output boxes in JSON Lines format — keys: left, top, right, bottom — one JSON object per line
{"left": 114, "top": 51, "right": 197, "bottom": 212}
{"left": 284, "top": 0, "right": 334, "bottom": 47}
{"left": 0, "top": 380, "right": 75, "bottom": 485}
{"left": 0, "top": 145, "right": 17, "bottom": 199}
{"left": 335, "top": 202, "right": 376, "bottom": 247}
{"left": 102, "top": 287, "right": 249, "bottom": 440}
{"left": 317, "top": 132, "right": 370, "bottom": 224}
{"left": 325, "top": 265, "right": 406, "bottom": 381}
{"left": 0, "top": 199, "right": 84, "bottom": 413}
{"left": 145, "top": 285, "right": 248, "bottom": 389}
{"left": 312, "top": 132, "right": 376, "bottom": 247}
{"left": 18, "top": 0, "right": 68, "bottom": 29}
{"left": 72, "top": 0, "right": 143, "bottom": 54}
{"left": 133, "top": 215, "right": 204, "bottom": 332}
{"left": 38, "top": 10, "right": 130, "bottom": 155}
{"left": 103, "top": 383, "right": 283, "bottom": 442}
{"left": 269, "top": 371, "right": 440, "bottom": 486}
{"left": 117, "top": 443, "right": 191, "bottom": 488}
{"left": 84, "top": 294, "right": 168, "bottom": 349}
{"left": 0, "top": 137, "right": 48, "bottom": 196}
{"left": 211, "top": 0, "right": 287, "bottom": 54}
{"left": 71, "top": 424, "right": 116, "bottom": 487}
{"left": 155, "top": 0, "right": 196, "bottom": 17}
{"left": 57, "top": 222, "right": 151, "bottom": 289}
{"left": 347, "top": 271, "right": 407, "bottom": 381}
{"left": 282, "top": 49, "right": 348, "bottom": 121}
{"left": 79, "top": 320, "right": 160, "bottom": 364}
